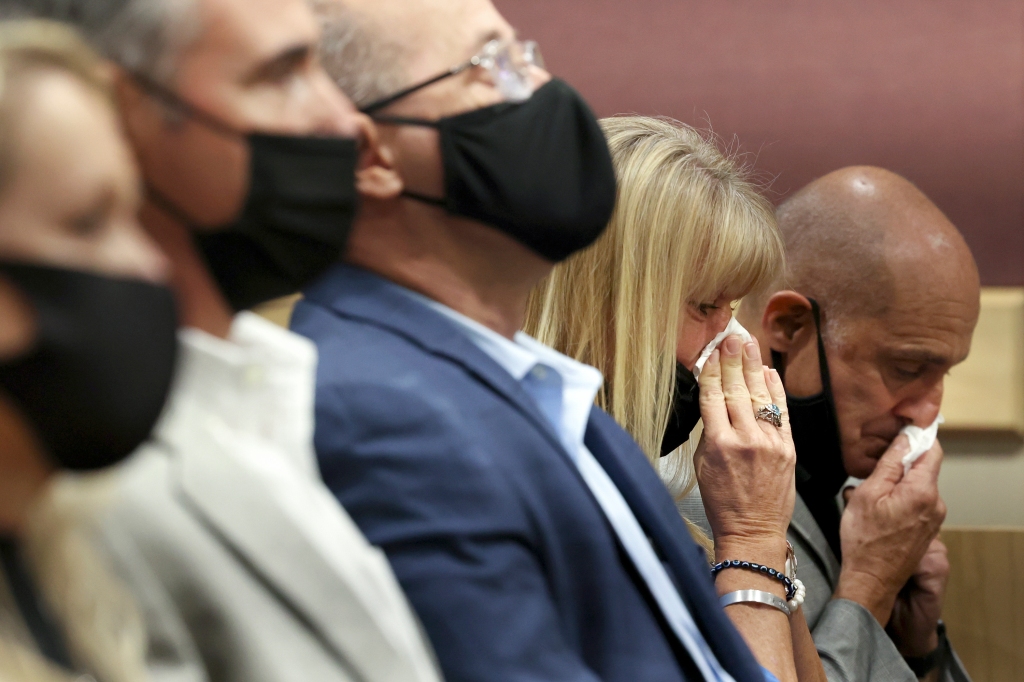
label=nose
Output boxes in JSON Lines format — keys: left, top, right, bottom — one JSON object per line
{"left": 309, "top": 70, "right": 363, "bottom": 138}
{"left": 892, "top": 379, "right": 944, "bottom": 427}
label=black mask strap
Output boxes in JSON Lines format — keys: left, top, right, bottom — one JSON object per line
{"left": 145, "top": 182, "right": 206, "bottom": 230}
{"left": 807, "top": 298, "right": 836, "bottom": 402}
{"left": 769, "top": 297, "right": 832, "bottom": 391}
{"left": 131, "top": 73, "right": 246, "bottom": 230}
{"left": 778, "top": 297, "right": 848, "bottom": 559}
{"left": 130, "top": 72, "right": 244, "bottom": 140}
{"left": 365, "top": 115, "right": 445, "bottom": 207}
{"left": 366, "top": 114, "right": 442, "bottom": 205}
{"left": 360, "top": 69, "right": 466, "bottom": 114}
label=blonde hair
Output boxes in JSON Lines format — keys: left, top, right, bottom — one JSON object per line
{"left": 0, "top": 20, "right": 148, "bottom": 682}
{"left": 0, "top": 19, "right": 110, "bottom": 197}
{"left": 525, "top": 117, "right": 784, "bottom": 550}
{"left": 0, "top": 474, "right": 149, "bottom": 682}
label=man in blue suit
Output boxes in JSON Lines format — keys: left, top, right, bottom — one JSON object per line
{"left": 295, "top": 1, "right": 802, "bottom": 680}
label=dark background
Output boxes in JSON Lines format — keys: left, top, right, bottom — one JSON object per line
{"left": 496, "top": 0, "right": 1024, "bottom": 285}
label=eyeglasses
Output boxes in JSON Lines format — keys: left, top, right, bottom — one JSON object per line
{"left": 361, "top": 39, "right": 544, "bottom": 114}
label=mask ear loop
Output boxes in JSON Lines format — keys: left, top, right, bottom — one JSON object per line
{"left": 129, "top": 72, "right": 244, "bottom": 139}
{"left": 773, "top": 298, "right": 846, "bottom": 487}
{"left": 128, "top": 72, "right": 250, "bottom": 228}
{"left": 804, "top": 298, "right": 848, "bottom": 486}
{"left": 769, "top": 297, "right": 831, "bottom": 390}
{"left": 367, "top": 116, "right": 448, "bottom": 207}
{"left": 807, "top": 298, "right": 837, "bottom": 403}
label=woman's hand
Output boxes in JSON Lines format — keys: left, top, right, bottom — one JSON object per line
{"left": 695, "top": 335, "right": 796, "bottom": 552}
{"left": 697, "top": 335, "right": 802, "bottom": 682}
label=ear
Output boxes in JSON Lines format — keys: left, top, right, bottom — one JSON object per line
{"left": 762, "top": 291, "right": 816, "bottom": 355}
{"left": 354, "top": 117, "right": 404, "bottom": 201}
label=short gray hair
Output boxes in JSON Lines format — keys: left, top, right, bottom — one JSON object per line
{"left": 0, "top": 0, "right": 199, "bottom": 82}
{"left": 313, "top": 1, "right": 409, "bottom": 109}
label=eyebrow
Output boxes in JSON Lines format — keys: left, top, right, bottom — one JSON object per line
{"left": 888, "top": 349, "right": 953, "bottom": 366}
{"left": 472, "top": 29, "right": 507, "bottom": 52}
{"left": 242, "top": 43, "right": 313, "bottom": 86}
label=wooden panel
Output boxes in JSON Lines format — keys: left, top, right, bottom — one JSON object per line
{"left": 941, "top": 288, "right": 1024, "bottom": 434}
{"left": 940, "top": 528, "right": 1024, "bottom": 681}
{"left": 252, "top": 293, "right": 301, "bottom": 329}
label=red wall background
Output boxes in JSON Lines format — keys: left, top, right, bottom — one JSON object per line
{"left": 496, "top": 0, "right": 1024, "bottom": 285}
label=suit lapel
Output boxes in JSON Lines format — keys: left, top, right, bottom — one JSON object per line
{"left": 304, "top": 265, "right": 764, "bottom": 681}
{"left": 173, "top": 435, "right": 407, "bottom": 682}
{"left": 303, "top": 264, "right": 570, "bottom": 459}
{"left": 583, "top": 411, "right": 765, "bottom": 682}
{"left": 790, "top": 493, "right": 840, "bottom": 586}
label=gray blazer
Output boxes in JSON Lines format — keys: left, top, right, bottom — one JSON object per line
{"left": 680, "top": 492, "right": 971, "bottom": 682}
{"left": 89, "top": 439, "right": 442, "bottom": 682}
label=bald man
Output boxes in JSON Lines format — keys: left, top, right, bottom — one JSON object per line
{"left": 733, "top": 167, "right": 977, "bottom": 682}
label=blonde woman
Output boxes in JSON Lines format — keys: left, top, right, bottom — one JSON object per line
{"left": 0, "top": 20, "right": 178, "bottom": 681}
{"left": 526, "top": 116, "right": 825, "bottom": 682}
{"left": 527, "top": 115, "right": 782, "bottom": 514}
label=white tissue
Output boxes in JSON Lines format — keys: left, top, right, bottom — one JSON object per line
{"left": 692, "top": 317, "right": 754, "bottom": 379}
{"left": 900, "top": 414, "right": 944, "bottom": 476}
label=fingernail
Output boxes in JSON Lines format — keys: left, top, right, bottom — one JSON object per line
{"left": 709, "top": 348, "right": 720, "bottom": 364}
{"left": 724, "top": 336, "right": 741, "bottom": 355}
{"left": 769, "top": 368, "right": 781, "bottom": 384}
{"left": 743, "top": 342, "right": 758, "bottom": 359}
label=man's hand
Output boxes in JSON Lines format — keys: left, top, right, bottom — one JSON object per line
{"left": 834, "top": 437, "right": 947, "bottom": 625}
{"left": 888, "top": 538, "right": 949, "bottom": 658}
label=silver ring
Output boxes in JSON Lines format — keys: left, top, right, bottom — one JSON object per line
{"left": 755, "top": 404, "right": 782, "bottom": 428}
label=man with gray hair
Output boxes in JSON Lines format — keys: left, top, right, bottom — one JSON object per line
{"left": 0, "top": 0, "right": 442, "bottom": 680}
{"left": 296, "top": 2, "right": 819, "bottom": 682}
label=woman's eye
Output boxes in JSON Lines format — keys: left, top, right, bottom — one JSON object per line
{"left": 690, "top": 302, "right": 718, "bottom": 318}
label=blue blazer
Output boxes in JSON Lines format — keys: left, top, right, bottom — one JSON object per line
{"left": 293, "top": 264, "right": 765, "bottom": 682}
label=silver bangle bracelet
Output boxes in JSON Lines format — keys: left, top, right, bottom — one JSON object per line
{"left": 720, "top": 589, "right": 791, "bottom": 616}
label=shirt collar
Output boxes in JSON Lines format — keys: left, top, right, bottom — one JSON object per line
{"left": 155, "top": 312, "right": 319, "bottom": 477}
{"left": 392, "top": 285, "right": 603, "bottom": 451}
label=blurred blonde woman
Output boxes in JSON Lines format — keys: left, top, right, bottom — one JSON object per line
{"left": 526, "top": 116, "right": 783, "bottom": 547}
{"left": 0, "top": 20, "right": 177, "bottom": 682}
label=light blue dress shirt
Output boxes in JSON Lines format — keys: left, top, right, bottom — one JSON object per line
{"left": 398, "top": 288, "right": 750, "bottom": 682}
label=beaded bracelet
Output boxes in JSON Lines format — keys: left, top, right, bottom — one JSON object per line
{"left": 711, "top": 559, "right": 796, "bottom": 601}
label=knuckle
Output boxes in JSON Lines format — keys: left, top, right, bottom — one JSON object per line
{"left": 723, "top": 385, "right": 750, "bottom": 400}
{"left": 699, "top": 386, "right": 725, "bottom": 402}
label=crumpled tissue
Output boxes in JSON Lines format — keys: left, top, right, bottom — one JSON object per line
{"left": 900, "top": 414, "right": 944, "bottom": 476}
{"left": 692, "top": 316, "right": 754, "bottom": 379}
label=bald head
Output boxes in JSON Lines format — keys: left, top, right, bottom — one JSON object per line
{"left": 774, "top": 166, "right": 979, "bottom": 326}
{"left": 744, "top": 166, "right": 981, "bottom": 478}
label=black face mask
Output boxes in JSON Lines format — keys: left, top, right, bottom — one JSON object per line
{"left": 662, "top": 362, "right": 702, "bottom": 456}
{"left": 771, "top": 299, "right": 847, "bottom": 559}
{"left": 368, "top": 79, "right": 617, "bottom": 262}
{"left": 0, "top": 263, "right": 178, "bottom": 471}
{"left": 135, "top": 75, "right": 360, "bottom": 311}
